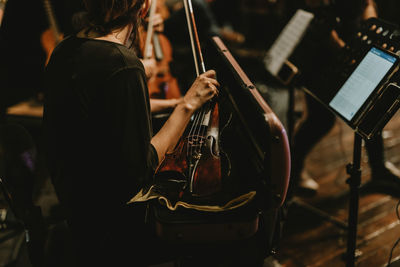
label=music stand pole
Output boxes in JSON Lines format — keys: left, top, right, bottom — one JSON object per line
{"left": 287, "top": 84, "right": 295, "bottom": 145}
{"left": 345, "top": 132, "right": 362, "bottom": 267}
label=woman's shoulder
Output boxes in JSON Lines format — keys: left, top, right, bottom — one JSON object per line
{"left": 66, "top": 36, "right": 145, "bottom": 75}
{"left": 76, "top": 37, "right": 142, "bottom": 67}
{"left": 112, "top": 44, "right": 143, "bottom": 69}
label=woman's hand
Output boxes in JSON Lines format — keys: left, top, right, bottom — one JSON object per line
{"left": 153, "top": 13, "right": 164, "bottom": 33}
{"left": 182, "top": 70, "right": 220, "bottom": 111}
{"left": 144, "top": 12, "right": 164, "bottom": 33}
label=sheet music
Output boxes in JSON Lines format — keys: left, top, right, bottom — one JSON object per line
{"left": 264, "top": 9, "right": 314, "bottom": 76}
{"left": 329, "top": 47, "right": 397, "bottom": 121}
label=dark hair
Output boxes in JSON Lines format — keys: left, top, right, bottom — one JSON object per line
{"left": 83, "top": 0, "right": 145, "bottom": 37}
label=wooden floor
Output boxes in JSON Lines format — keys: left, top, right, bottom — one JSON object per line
{"left": 0, "top": 88, "right": 400, "bottom": 267}
{"left": 274, "top": 90, "right": 400, "bottom": 267}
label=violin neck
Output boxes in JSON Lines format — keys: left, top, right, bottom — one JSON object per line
{"left": 152, "top": 33, "right": 164, "bottom": 61}
{"left": 143, "top": 0, "right": 158, "bottom": 59}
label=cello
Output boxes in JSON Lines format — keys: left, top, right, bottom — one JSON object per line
{"left": 141, "top": 0, "right": 181, "bottom": 99}
{"left": 154, "top": 0, "right": 223, "bottom": 198}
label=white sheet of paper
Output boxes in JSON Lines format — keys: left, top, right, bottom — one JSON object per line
{"left": 264, "top": 9, "right": 314, "bottom": 76}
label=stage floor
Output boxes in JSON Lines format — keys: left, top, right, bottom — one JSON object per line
{"left": 274, "top": 89, "right": 400, "bottom": 267}
{"left": 0, "top": 85, "right": 399, "bottom": 267}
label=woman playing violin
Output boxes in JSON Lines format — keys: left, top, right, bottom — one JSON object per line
{"left": 43, "top": 0, "right": 218, "bottom": 265}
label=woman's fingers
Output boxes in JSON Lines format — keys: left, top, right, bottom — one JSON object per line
{"left": 206, "top": 81, "right": 219, "bottom": 97}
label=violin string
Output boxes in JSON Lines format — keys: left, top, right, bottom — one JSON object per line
{"left": 187, "top": 98, "right": 211, "bottom": 159}
{"left": 187, "top": 111, "right": 196, "bottom": 157}
{"left": 197, "top": 102, "right": 211, "bottom": 153}
{"left": 188, "top": 103, "right": 206, "bottom": 159}
{"left": 192, "top": 107, "right": 205, "bottom": 156}
{"left": 191, "top": 101, "right": 208, "bottom": 157}
{"left": 195, "top": 108, "right": 206, "bottom": 155}
{"left": 187, "top": 109, "right": 201, "bottom": 157}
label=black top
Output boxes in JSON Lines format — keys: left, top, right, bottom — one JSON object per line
{"left": 43, "top": 35, "right": 159, "bottom": 265}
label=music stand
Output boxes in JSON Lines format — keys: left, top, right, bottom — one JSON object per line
{"left": 264, "top": 9, "right": 314, "bottom": 142}
{"left": 264, "top": 9, "right": 349, "bottom": 230}
{"left": 304, "top": 45, "right": 400, "bottom": 267}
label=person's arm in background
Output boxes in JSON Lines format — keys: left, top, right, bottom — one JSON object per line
{"left": 140, "top": 57, "right": 183, "bottom": 113}
{"left": 329, "top": 0, "right": 377, "bottom": 49}
{"left": 150, "top": 98, "right": 183, "bottom": 113}
{"left": 140, "top": 12, "right": 183, "bottom": 114}
{"left": 0, "top": 0, "right": 7, "bottom": 27}
{"left": 362, "top": 0, "right": 378, "bottom": 20}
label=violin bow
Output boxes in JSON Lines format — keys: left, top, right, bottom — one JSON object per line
{"left": 183, "top": 0, "right": 206, "bottom": 76}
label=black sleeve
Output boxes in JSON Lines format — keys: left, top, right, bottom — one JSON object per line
{"left": 104, "top": 67, "right": 159, "bottom": 199}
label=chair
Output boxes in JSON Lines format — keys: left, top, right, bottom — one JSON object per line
{"left": 0, "top": 122, "right": 47, "bottom": 267}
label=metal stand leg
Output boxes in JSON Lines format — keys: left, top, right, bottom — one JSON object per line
{"left": 345, "top": 133, "right": 362, "bottom": 267}
{"left": 287, "top": 85, "right": 295, "bottom": 146}
{"left": 290, "top": 197, "right": 348, "bottom": 230}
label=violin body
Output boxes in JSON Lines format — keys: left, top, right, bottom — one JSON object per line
{"left": 155, "top": 103, "right": 223, "bottom": 197}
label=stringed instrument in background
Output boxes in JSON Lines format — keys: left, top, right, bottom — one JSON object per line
{"left": 141, "top": 0, "right": 181, "bottom": 99}
{"left": 40, "top": 0, "right": 63, "bottom": 65}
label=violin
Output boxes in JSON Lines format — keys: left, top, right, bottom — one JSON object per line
{"left": 154, "top": 0, "right": 224, "bottom": 198}
{"left": 141, "top": 0, "right": 181, "bottom": 99}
